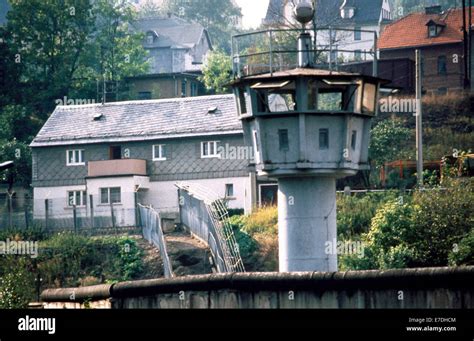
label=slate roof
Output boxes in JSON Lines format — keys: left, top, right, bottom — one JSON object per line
{"left": 314, "top": 0, "right": 385, "bottom": 26}
{"left": 263, "top": 0, "right": 385, "bottom": 26}
{"left": 263, "top": 0, "right": 285, "bottom": 25}
{"left": 31, "top": 95, "right": 242, "bottom": 147}
{"left": 133, "top": 16, "right": 209, "bottom": 49}
{"left": 379, "top": 8, "right": 474, "bottom": 50}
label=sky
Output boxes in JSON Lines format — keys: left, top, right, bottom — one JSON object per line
{"left": 235, "top": 0, "right": 270, "bottom": 29}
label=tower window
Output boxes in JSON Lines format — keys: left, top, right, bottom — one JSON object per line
{"left": 438, "top": 55, "right": 447, "bottom": 75}
{"left": 279, "top": 129, "right": 289, "bottom": 151}
{"left": 319, "top": 129, "right": 329, "bottom": 150}
{"left": 351, "top": 130, "right": 357, "bottom": 150}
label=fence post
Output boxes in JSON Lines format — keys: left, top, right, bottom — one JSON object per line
{"left": 134, "top": 191, "right": 139, "bottom": 228}
{"left": 24, "top": 198, "right": 29, "bottom": 229}
{"left": 44, "top": 199, "right": 49, "bottom": 231}
{"left": 110, "top": 201, "right": 116, "bottom": 232}
{"left": 73, "top": 204, "right": 77, "bottom": 234}
{"left": 89, "top": 195, "right": 94, "bottom": 230}
{"left": 8, "top": 193, "right": 13, "bottom": 229}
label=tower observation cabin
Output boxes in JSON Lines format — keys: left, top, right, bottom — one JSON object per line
{"left": 230, "top": 1, "right": 387, "bottom": 272}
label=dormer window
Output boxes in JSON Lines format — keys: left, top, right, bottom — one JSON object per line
{"left": 340, "top": 7, "right": 355, "bottom": 19}
{"left": 429, "top": 25, "right": 437, "bottom": 37}
{"left": 426, "top": 20, "right": 445, "bottom": 38}
{"left": 145, "top": 31, "right": 158, "bottom": 45}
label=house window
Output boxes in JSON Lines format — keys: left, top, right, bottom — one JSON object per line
{"left": 191, "top": 82, "right": 198, "bottom": 97}
{"left": 67, "top": 149, "right": 85, "bottom": 166}
{"left": 153, "top": 144, "right": 167, "bottom": 161}
{"left": 225, "top": 184, "right": 234, "bottom": 198}
{"left": 319, "top": 129, "right": 329, "bottom": 150}
{"left": 201, "top": 141, "right": 220, "bottom": 158}
{"left": 354, "top": 27, "right": 361, "bottom": 41}
{"left": 138, "top": 91, "right": 152, "bottom": 100}
{"left": 67, "top": 190, "right": 87, "bottom": 207}
{"left": 146, "top": 33, "right": 154, "bottom": 45}
{"left": 438, "top": 55, "right": 447, "bottom": 75}
{"left": 330, "top": 48, "right": 338, "bottom": 64}
{"left": 351, "top": 130, "right": 358, "bottom": 151}
{"left": 181, "top": 79, "right": 187, "bottom": 97}
{"left": 354, "top": 50, "right": 362, "bottom": 61}
{"left": 279, "top": 129, "right": 289, "bottom": 151}
{"left": 438, "top": 87, "right": 448, "bottom": 95}
{"left": 100, "top": 187, "right": 121, "bottom": 205}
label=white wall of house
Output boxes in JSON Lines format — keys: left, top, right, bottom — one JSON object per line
{"left": 141, "top": 176, "right": 253, "bottom": 214}
{"left": 33, "top": 185, "right": 88, "bottom": 220}
{"left": 33, "top": 175, "right": 253, "bottom": 227}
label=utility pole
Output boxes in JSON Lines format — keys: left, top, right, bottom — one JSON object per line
{"left": 462, "top": 0, "right": 470, "bottom": 89}
{"left": 470, "top": 0, "right": 472, "bottom": 90}
{"left": 415, "top": 50, "right": 423, "bottom": 187}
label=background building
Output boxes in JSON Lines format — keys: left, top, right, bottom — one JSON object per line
{"left": 127, "top": 15, "right": 212, "bottom": 100}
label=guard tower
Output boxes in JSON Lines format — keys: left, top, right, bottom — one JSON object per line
{"left": 231, "top": 2, "right": 385, "bottom": 272}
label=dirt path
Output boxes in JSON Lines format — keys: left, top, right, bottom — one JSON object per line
{"left": 137, "top": 231, "right": 213, "bottom": 279}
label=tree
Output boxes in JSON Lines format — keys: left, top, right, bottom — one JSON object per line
{"left": 164, "top": 0, "right": 242, "bottom": 52}
{"left": 0, "top": 139, "right": 32, "bottom": 190}
{"left": 369, "top": 119, "right": 412, "bottom": 167}
{"left": 137, "top": 0, "right": 163, "bottom": 18}
{"left": 73, "top": 0, "right": 149, "bottom": 102}
{"left": 200, "top": 50, "right": 233, "bottom": 94}
{"left": 6, "top": 0, "right": 96, "bottom": 118}
{"left": 0, "top": 105, "right": 39, "bottom": 142}
{"left": 5, "top": 0, "right": 149, "bottom": 117}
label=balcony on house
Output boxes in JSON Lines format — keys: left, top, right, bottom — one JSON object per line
{"left": 88, "top": 159, "right": 147, "bottom": 178}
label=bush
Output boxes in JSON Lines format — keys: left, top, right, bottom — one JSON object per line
{"left": 228, "top": 210, "right": 278, "bottom": 271}
{"left": 0, "top": 227, "right": 48, "bottom": 242}
{"left": 345, "top": 179, "right": 473, "bottom": 270}
{"left": 337, "top": 191, "right": 400, "bottom": 237}
{"left": 242, "top": 206, "right": 278, "bottom": 236}
{"left": 115, "top": 237, "right": 144, "bottom": 281}
{"left": 38, "top": 233, "right": 144, "bottom": 287}
{"left": 410, "top": 179, "right": 473, "bottom": 266}
{"left": 0, "top": 257, "right": 35, "bottom": 308}
{"left": 449, "top": 229, "right": 474, "bottom": 266}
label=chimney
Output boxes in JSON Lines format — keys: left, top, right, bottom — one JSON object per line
{"left": 425, "top": 5, "right": 442, "bottom": 15}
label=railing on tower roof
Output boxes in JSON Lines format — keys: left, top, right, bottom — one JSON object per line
{"left": 231, "top": 27, "right": 379, "bottom": 79}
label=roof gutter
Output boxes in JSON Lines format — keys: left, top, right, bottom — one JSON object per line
{"left": 378, "top": 40, "right": 462, "bottom": 51}
{"left": 30, "top": 130, "right": 244, "bottom": 148}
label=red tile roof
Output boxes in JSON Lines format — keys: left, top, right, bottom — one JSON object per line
{"left": 379, "top": 7, "right": 474, "bottom": 50}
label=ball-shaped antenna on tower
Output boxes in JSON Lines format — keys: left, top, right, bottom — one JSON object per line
{"left": 294, "top": 1, "right": 315, "bottom": 25}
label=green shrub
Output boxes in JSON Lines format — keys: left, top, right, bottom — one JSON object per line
{"left": 115, "top": 237, "right": 144, "bottom": 281}
{"left": 242, "top": 206, "right": 278, "bottom": 236}
{"left": 345, "top": 179, "right": 474, "bottom": 270}
{"left": 337, "top": 191, "right": 400, "bottom": 237}
{"left": 37, "top": 233, "right": 144, "bottom": 287}
{"left": 227, "top": 212, "right": 277, "bottom": 271}
{"left": 449, "top": 229, "right": 474, "bottom": 266}
{"left": 0, "top": 257, "right": 35, "bottom": 308}
{"left": 410, "top": 179, "right": 473, "bottom": 266}
{"left": 0, "top": 227, "right": 48, "bottom": 242}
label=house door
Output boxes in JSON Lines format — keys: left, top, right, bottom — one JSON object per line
{"left": 109, "top": 146, "right": 122, "bottom": 160}
{"left": 259, "top": 184, "right": 278, "bottom": 207}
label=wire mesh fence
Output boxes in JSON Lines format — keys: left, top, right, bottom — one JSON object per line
{"left": 176, "top": 182, "right": 245, "bottom": 273}
{"left": 0, "top": 192, "right": 140, "bottom": 235}
{"left": 138, "top": 204, "right": 173, "bottom": 278}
